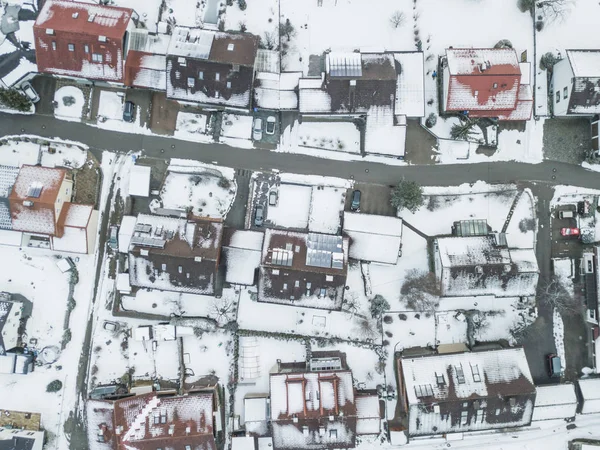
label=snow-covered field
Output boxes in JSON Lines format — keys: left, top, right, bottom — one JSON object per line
{"left": 155, "top": 170, "right": 236, "bottom": 219}
{"left": 54, "top": 85, "right": 86, "bottom": 122}
{"left": 266, "top": 183, "right": 312, "bottom": 229}
{"left": 298, "top": 121, "right": 361, "bottom": 154}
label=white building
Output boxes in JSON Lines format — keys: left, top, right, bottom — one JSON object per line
{"left": 552, "top": 50, "right": 600, "bottom": 117}
{"left": 0, "top": 427, "right": 44, "bottom": 450}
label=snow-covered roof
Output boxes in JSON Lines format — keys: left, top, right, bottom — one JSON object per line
{"left": 0, "top": 165, "right": 19, "bottom": 198}
{"left": 402, "top": 348, "right": 535, "bottom": 436}
{"left": 254, "top": 72, "right": 300, "bottom": 110}
{"left": 567, "top": 50, "right": 600, "bottom": 77}
{"left": 228, "top": 230, "right": 264, "bottom": 251}
{"left": 532, "top": 384, "right": 577, "bottom": 421}
{"left": 578, "top": 378, "right": 600, "bottom": 413}
{"left": 118, "top": 215, "right": 136, "bottom": 253}
{"left": 364, "top": 105, "right": 406, "bottom": 157}
{"left": 232, "top": 436, "right": 256, "bottom": 450}
{"left": 446, "top": 48, "right": 521, "bottom": 76}
{"left": 255, "top": 49, "right": 280, "bottom": 73}
{"left": 394, "top": 52, "right": 425, "bottom": 118}
{"left": 245, "top": 397, "right": 268, "bottom": 423}
{"left": 356, "top": 395, "right": 380, "bottom": 435}
{"left": 343, "top": 212, "right": 402, "bottom": 264}
{"left": 127, "top": 29, "right": 171, "bottom": 55}
{"left": 129, "top": 165, "right": 151, "bottom": 197}
{"left": 299, "top": 88, "right": 332, "bottom": 113}
{"left": 63, "top": 203, "right": 92, "bottom": 228}
{"left": 437, "top": 236, "right": 510, "bottom": 267}
{"left": 0, "top": 298, "right": 20, "bottom": 355}
{"left": 224, "top": 247, "right": 261, "bottom": 285}
{"left": 52, "top": 226, "right": 88, "bottom": 253}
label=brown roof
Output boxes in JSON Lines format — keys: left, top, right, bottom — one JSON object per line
{"left": 124, "top": 50, "right": 167, "bottom": 89}
{"left": 9, "top": 165, "right": 66, "bottom": 204}
{"left": 34, "top": 0, "right": 133, "bottom": 40}
{"left": 209, "top": 32, "right": 259, "bottom": 67}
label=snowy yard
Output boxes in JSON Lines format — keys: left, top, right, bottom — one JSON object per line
{"left": 154, "top": 170, "right": 236, "bottom": 219}
{"left": 399, "top": 182, "right": 523, "bottom": 237}
{"left": 308, "top": 186, "right": 345, "bottom": 234}
{"left": 0, "top": 136, "right": 87, "bottom": 169}
{"left": 175, "top": 111, "right": 213, "bottom": 143}
{"left": 96, "top": 90, "right": 151, "bottom": 134}
{"left": 54, "top": 85, "right": 86, "bottom": 122}
{"left": 223, "top": 0, "right": 278, "bottom": 37}
{"left": 298, "top": 121, "right": 360, "bottom": 154}
{"left": 97, "top": 91, "right": 124, "bottom": 120}
{"left": 266, "top": 183, "right": 312, "bottom": 229}
{"left": 221, "top": 113, "right": 253, "bottom": 140}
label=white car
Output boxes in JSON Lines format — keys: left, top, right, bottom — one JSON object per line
{"left": 266, "top": 116, "right": 276, "bottom": 135}
{"left": 20, "top": 81, "right": 39, "bottom": 103}
{"left": 252, "top": 117, "right": 263, "bottom": 141}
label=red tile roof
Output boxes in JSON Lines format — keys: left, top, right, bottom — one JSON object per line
{"left": 35, "top": 0, "right": 133, "bottom": 40}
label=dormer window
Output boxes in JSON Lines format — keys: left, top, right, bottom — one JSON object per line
{"left": 329, "top": 429, "right": 337, "bottom": 440}
{"left": 227, "top": 43, "right": 234, "bottom": 51}
{"left": 98, "top": 35, "right": 107, "bottom": 42}
{"left": 46, "top": 28, "right": 54, "bottom": 35}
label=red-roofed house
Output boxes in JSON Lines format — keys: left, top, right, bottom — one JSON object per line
{"left": 441, "top": 48, "right": 533, "bottom": 121}
{"left": 33, "top": 0, "right": 136, "bottom": 83}
{"left": 8, "top": 165, "right": 96, "bottom": 253}
{"left": 90, "top": 389, "right": 220, "bottom": 450}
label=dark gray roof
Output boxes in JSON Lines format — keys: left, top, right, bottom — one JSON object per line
{"left": 0, "top": 436, "right": 36, "bottom": 450}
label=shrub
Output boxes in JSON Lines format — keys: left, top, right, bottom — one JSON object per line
{"left": 218, "top": 177, "right": 231, "bottom": 189}
{"left": 425, "top": 112, "right": 437, "bottom": 128}
{"left": 540, "top": 52, "right": 558, "bottom": 71}
{"left": 494, "top": 39, "right": 513, "bottom": 49}
{"left": 0, "top": 87, "right": 32, "bottom": 112}
{"left": 536, "top": 20, "right": 544, "bottom": 31}
{"left": 238, "top": 21, "right": 247, "bottom": 32}
{"left": 369, "top": 295, "right": 390, "bottom": 318}
{"left": 390, "top": 180, "right": 424, "bottom": 213}
{"left": 238, "top": 0, "right": 246, "bottom": 10}
{"left": 47, "top": 380, "right": 63, "bottom": 393}
{"left": 226, "top": 0, "right": 233, "bottom": 5}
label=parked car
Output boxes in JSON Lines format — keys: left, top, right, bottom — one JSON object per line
{"left": 254, "top": 205, "right": 264, "bottom": 227}
{"left": 350, "top": 190, "right": 361, "bottom": 211}
{"left": 20, "top": 81, "right": 39, "bottom": 103}
{"left": 123, "top": 101, "right": 135, "bottom": 122}
{"left": 560, "top": 227, "right": 580, "bottom": 237}
{"left": 269, "top": 190, "right": 278, "bottom": 206}
{"left": 558, "top": 210, "right": 575, "bottom": 219}
{"left": 266, "top": 116, "right": 277, "bottom": 135}
{"left": 547, "top": 353, "right": 561, "bottom": 378}
{"left": 252, "top": 118, "right": 263, "bottom": 141}
{"left": 108, "top": 225, "right": 118, "bottom": 250}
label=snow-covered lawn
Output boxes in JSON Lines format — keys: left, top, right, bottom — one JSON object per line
{"left": 175, "top": 111, "right": 213, "bottom": 143}
{"left": 54, "top": 85, "right": 86, "bottom": 122}
{"left": 308, "top": 186, "right": 345, "bottom": 234}
{"left": 163, "top": 0, "right": 203, "bottom": 27}
{"left": 399, "top": 182, "right": 521, "bottom": 237}
{"left": 266, "top": 183, "right": 312, "bottom": 229}
{"left": 221, "top": 113, "right": 253, "bottom": 140}
{"left": 298, "top": 121, "right": 361, "bottom": 154}
{"left": 223, "top": 0, "right": 278, "bottom": 37}
{"left": 113, "top": 0, "right": 161, "bottom": 31}
{"left": 97, "top": 91, "right": 123, "bottom": 120}
{"left": 0, "top": 135, "right": 87, "bottom": 169}
{"left": 155, "top": 171, "right": 236, "bottom": 219}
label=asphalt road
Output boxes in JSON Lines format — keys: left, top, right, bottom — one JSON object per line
{"left": 3, "top": 112, "right": 600, "bottom": 188}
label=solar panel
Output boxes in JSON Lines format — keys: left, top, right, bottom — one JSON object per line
{"left": 134, "top": 224, "right": 152, "bottom": 233}
{"left": 27, "top": 182, "right": 43, "bottom": 198}
{"left": 327, "top": 52, "right": 362, "bottom": 78}
{"left": 130, "top": 236, "right": 166, "bottom": 249}
{"left": 306, "top": 233, "right": 344, "bottom": 269}
{"left": 271, "top": 249, "right": 293, "bottom": 267}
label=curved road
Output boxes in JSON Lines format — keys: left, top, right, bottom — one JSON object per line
{"left": 2, "top": 112, "right": 600, "bottom": 188}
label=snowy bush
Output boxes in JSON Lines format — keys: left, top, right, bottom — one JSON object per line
{"left": 369, "top": 295, "right": 390, "bottom": 318}
{"left": 390, "top": 180, "right": 424, "bottom": 213}
{"left": 425, "top": 113, "right": 437, "bottom": 128}
{"left": 238, "top": 0, "right": 246, "bottom": 10}
{"left": 540, "top": 52, "right": 559, "bottom": 71}
{"left": 46, "top": 380, "right": 63, "bottom": 393}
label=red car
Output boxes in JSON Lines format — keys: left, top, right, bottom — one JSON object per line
{"left": 560, "top": 227, "right": 580, "bottom": 237}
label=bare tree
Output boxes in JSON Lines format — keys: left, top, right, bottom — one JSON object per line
{"left": 211, "top": 296, "right": 237, "bottom": 324}
{"left": 539, "top": 276, "right": 580, "bottom": 315}
{"left": 389, "top": 11, "right": 406, "bottom": 28}
{"left": 401, "top": 269, "right": 441, "bottom": 313}
{"left": 536, "top": 0, "right": 575, "bottom": 23}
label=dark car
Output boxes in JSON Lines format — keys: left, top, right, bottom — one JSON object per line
{"left": 350, "top": 190, "right": 361, "bottom": 211}
{"left": 123, "top": 101, "right": 135, "bottom": 122}
{"left": 547, "top": 353, "right": 561, "bottom": 378}
{"left": 254, "top": 205, "right": 264, "bottom": 227}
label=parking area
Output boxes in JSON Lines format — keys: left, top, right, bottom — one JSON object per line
{"left": 252, "top": 110, "right": 279, "bottom": 148}
{"left": 344, "top": 183, "right": 396, "bottom": 216}
{"left": 551, "top": 205, "right": 584, "bottom": 259}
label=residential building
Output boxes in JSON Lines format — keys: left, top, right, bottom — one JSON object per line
{"left": 33, "top": 0, "right": 136, "bottom": 83}
{"left": 577, "top": 378, "right": 600, "bottom": 414}
{"left": 127, "top": 213, "right": 223, "bottom": 295}
{"left": 397, "top": 347, "right": 535, "bottom": 438}
{"left": 0, "top": 292, "right": 23, "bottom": 355}
{"left": 166, "top": 27, "right": 259, "bottom": 109}
{"left": 259, "top": 229, "right": 349, "bottom": 310}
{"left": 88, "top": 389, "right": 220, "bottom": 449}
{"left": 223, "top": 229, "right": 264, "bottom": 286}
{"left": 532, "top": 384, "right": 577, "bottom": 421}
{"left": 433, "top": 234, "right": 539, "bottom": 298}
{"left": 342, "top": 212, "right": 402, "bottom": 264}
{"left": 552, "top": 50, "right": 600, "bottom": 117}
{"left": 124, "top": 29, "right": 170, "bottom": 90}
{"left": 269, "top": 352, "right": 381, "bottom": 450}
{"left": 0, "top": 427, "right": 44, "bottom": 450}
{"left": 441, "top": 48, "right": 533, "bottom": 120}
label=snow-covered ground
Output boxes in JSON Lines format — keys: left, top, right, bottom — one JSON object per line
{"left": 221, "top": 113, "right": 253, "bottom": 140}
{"left": 174, "top": 111, "right": 213, "bottom": 143}
{"left": 95, "top": 90, "right": 151, "bottom": 135}
{"left": 54, "top": 85, "right": 86, "bottom": 122}
{"left": 308, "top": 186, "right": 345, "bottom": 233}
{"left": 298, "top": 121, "right": 361, "bottom": 154}
{"left": 223, "top": 0, "right": 278, "bottom": 37}
{"left": 266, "top": 183, "right": 312, "bottom": 229}
{"left": 0, "top": 135, "right": 87, "bottom": 169}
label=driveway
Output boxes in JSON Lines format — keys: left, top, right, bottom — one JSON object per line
{"left": 345, "top": 183, "right": 395, "bottom": 216}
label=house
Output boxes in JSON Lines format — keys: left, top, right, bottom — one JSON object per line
{"left": 166, "top": 27, "right": 259, "bottom": 109}
{"left": 0, "top": 165, "right": 19, "bottom": 232}
{"left": 0, "top": 292, "right": 23, "bottom": 355}
{"left": 34, "top": 0, "right": 136, "bottom": 83}
{"left": 532, "top": 383, "right": 577, "bottom": 421}
{"left": 441, "top": 48, "right": 533, "bottom": 121}
{"left": 269, "top": 352, "right": 381, "bottom": 450}
{"left": 128, "top": 164, "right": 151, "bottom": 197}
{"left": 7, "top": 165, "right": 96, "bottom": 253}
{"left": 298, "top": 51, "right": 423, "bottom": 158}
{"left": 552, "top": 50, "right": 600, "bottom": 117}
{"left": 244, "top": 395, "right": 270, "bottom": 436}
{"left": 89, "top": 389, "right": 219, "bottom": 449}
{"left": 576, "top": 378, "right": 600, "bottom": 414}
{"left": 397, "top": 347, "right": 535, "bottom": 438}
{"left": 0, "top": 427, "right": 44, "bottom": 450}
{"left": 342, "top": 212, "right": 402, "bottom": 264}
{"left": 127, "top": 213, "right": 223, "bottom": 295}
{"left": 259, "top": 228, "right": 349, "bottom": 310}
{"left": 124, "top": 29, "right": 170, "bottom": 90}
{"left": 433, "top": 235, "right": 539, "bottom": 298}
